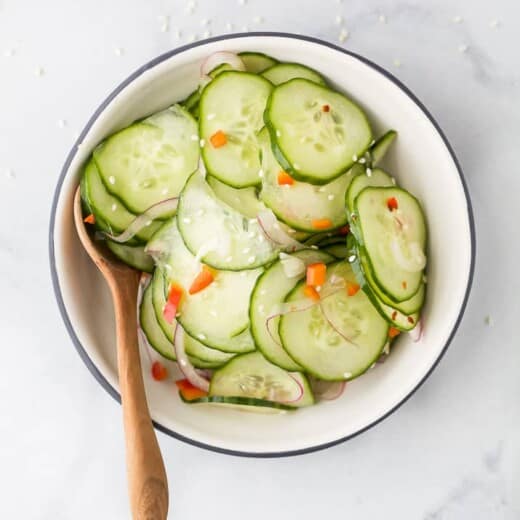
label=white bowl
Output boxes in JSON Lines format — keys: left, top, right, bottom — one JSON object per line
{"left": 49, "top": 33, "right": 475, "bottom": 457}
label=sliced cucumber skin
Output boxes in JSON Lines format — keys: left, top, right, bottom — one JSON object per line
{"left": 181, "top": 90, "right": 200, "bottom": 118}
{"left": 94, "top": 105, "right": 199, "bottom": 214}
{"left": 106, "top": 241, "right": 154, "bottom": 273}
{"left": 177, "top": 171, "right": 278, "bottom": 270}
{"left": 345, "top": 168, "right": 394, "bottom": 212}
{"left": 199, "top": 71, "right": 273, "bottom": 188}
{"left": 209, "top": 352, "right": 314, "bottom": 407}
{"left": 250, "top": 250, "right": 333, "bottom": 371}
{"left": 346, "top": 237, "right": 422, "bottom": 330}
{"left": 264, "top": 78, "right": 373, "bottom": 184}
{"left": 258, "top": 127, "right": 352, "bottom": 232}
{"left": 354, "top": 186, "right": 427, "bottom": 302}
{"left": 261, "top": 62, "right": 326, "bottom": 86}
{"left": 324, "top": 243, "right": 348, "bottom": 259}
{"left": 179, "top": 394, "right": 296, "bottom": 410}
{"left": 370, "top": 130, "right": 397, "bottom": 166}
{"left": 279, "top": 261, "right": 389, "bottom": 381}
{"left": 238, "top": 52, "right": 278, "bottom": 73}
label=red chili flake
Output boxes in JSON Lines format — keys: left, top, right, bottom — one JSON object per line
{"left": 387, "top": 197, "right": 398, "bottom": 211}
{"left": 407, "top": 316, "right": 415, "bottom": 324}
{"left": 391, "top": 311, "right": 397, "bottom": 321}
{"left": 338, "top": 225, "right": 350, "bottom": 236}
{"left": 402, "top": 280, "right": 408, "bottom": 289}
{"left": 322, "top": 104, "right": 330, "bottom": 112}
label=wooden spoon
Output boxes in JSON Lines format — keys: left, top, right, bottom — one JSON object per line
{"left": 73, "top": 187, "right": 169, "bottom": 520}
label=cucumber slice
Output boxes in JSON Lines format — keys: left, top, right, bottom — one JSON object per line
{"left": 106, "top": 241, "right": 154, "bottom": 272}
{"left": 324, "top": 244, "right": 348, "bottom": 259}
{"left": 239, "top": 52, "right": 278, "bottom": 73}
{"left": 265, "top": 79, "right": 372, "bottom": 184}
{"left": 177, "top": 171, "right": 278, "bottom": 270}
{"left": 210, "top": 352, "right": 314, "bottom": 407}
{"left": 370, "top": 130, "right": 397, "bottom": 165}
{"left": 149, "top": 218, "right": 260, "bottom": 352}
{"left": 199, "top": 71, "right": 273, "bottom": 187}
{"left": 346, "top": 237, "right": 421, "bottom": 330}
{"left": 280, "top": 261, "right": 389, "bottom": 381}
{"left": 345, "top": 168, "right": 394, "bottom": 212}
{"left": 354, "top": 187, "right": 427, "bottom": 302}
{"left": 81, "top": 159, "right": 161, "bottom": 243}
{"left": 250, "top": 249, "right": 333, "bottom": 371}
{"left": 258, "top": 127, "right": 352, "bottom": 231}
{"left": 261, "top": 62, "right": 326, "bottom": 86}
{"left": 181, "top": 90, "right": 200, "bottom": 118}
{"left": 180, "top": 394, "right": 295, "bottom": 412}
{"left": 94, "top": 105, "right": 199, "bottom": 214}
{"left": 183, "top": 328, "right": 236, "bottom": 365}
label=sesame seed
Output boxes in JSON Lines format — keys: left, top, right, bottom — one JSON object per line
{"left": 202, "top": 30, "right": 211, "bottom": 38}
{"left": 348, "top": 254, "right": 356, "bottom": 262}
{"left": 287, "top": 228, "right": 296, "bottom": 234}
{"left": 108, "top": 176, "right": 116, "bottom": 185}
{"left": 293, "top": 163, "right": 301, "bottom": 170}
{"left": 335, "top": 15, "right": 343, "bottom": 25}
{"left": 200, "top": 18, "right": 210, "bottom": 26}
{"left": 161, "top": 188, "right": 168, "bottom": 195}
{"left": 258, "top": 304, "right": 265, "bottom": 312}
{"left": 187, "top": 34, "right": 197, "bottom": 43}
{"left": 248, "top": 256, "right": 256, "bottom": 264}
{"left": 34, "top": 66, "right": 45, "bottom": 77}
{"left": 58, "top": 119, "right": 67, "bottom": 128}
{"left": 489, "top": 19, "right": 500, "bottom": 29}
{"left": 225, "top": 256, "right": 233, "bottom": 262}
{"left": 210, "top": 309, "right": 217, "bottom": 317}
{"left": 146, "top": 220, "right": 152, "bottom": 227}
{"left": 258, "top": 169, "right": 264, "bottom": 178}
{"left": 207, "top": 113, "right": 216, "bottom": 120}
{"left": 358, "top": 157, "right": 366, "bottom": 164}
{"left": 161, "top": 23, "right": 169, "bottom": 33}
{"left": 199, "top": 138, "right": 205, "bottom": 147}
{"left": 198, "top": 333, "right": 206, "bottom": 340}
{"left": 180, "top": 359, "right": 187, "bottom": 366}
{"left": 111, "top": 203, "right": 117, "bottom": 211}
{"left": 393, "top": 58, "right": 402, "bottom": 67}
{"left": 352, "top": 154, "right": 358, "bottom": 161}
{"left": 114, "top": 47, "right": 124, "bottom": 56}
{"left": 310, "top": 245, "right": 319, "bottom": 250}
{"left": 343, "top": 372, "right": 352, "bottom": 378}
{"left": 183, "top": 217, "right": 191, "bottom": 224}
{"left": 391, "top": 177, "right": 396, "bottom": 185}
{"left": 452, "top": 15, "right": 462, "bottom": 23}
{"left": 248, "top": 231, "right": 256, "bottom": 238}
{"left": 338, "top": 28, "right": 349, "bottom": 43}
{"left": 260, "top": 289, "right": 267, "bottom": 296}
{"left": 242, "top": 247, "right": 251, "bottom": 254}
{"left": 240, "top": 271, "right": 247, "bottom": 277}
{"left": 242, "top": 25, "right": 249, "bottom": 32}
{"left": 225, "top": 22, "right": 233, "bottom": 31}
{"left": 327, "top": 194, "right": 335, "bottom": 201}
{"left": 370, "top": 139, "right": 375, "bottom": 146}
{"left": 174, "top": 29, "right": 182, "bottom": 39}
{"left": 253, "top": 15, "right": 264, "bottom": 24}
{"left": 196, "top": 208, "right": 205, "bottom": 217}
{"left": 276, "top": 130, "right": 282, "bottom": 137}
{"left": 273, "top": 222, "right": 280, "bottom": 230}
{"left": 318, "top": 187, "right": 326, "bottom": 193}
{"left": 191, "top": 134, "right": 199, "bottom": 141}
{"left": 366, "top": 168, "right": 372, "bottom": 177}
{"left": 258, "top": 235, "right": 265, "bottom": 243}
{"left": 370, "top": 363, "right": 376, "bottom": 370}
{"left": 378, "top": 14, "right": 386, "bottom": 23}
{"left": 458, "top": 44, "right": 468, "bottom": 53}
{"left": 316, "top": 286, "right": 322, "bottom": 292}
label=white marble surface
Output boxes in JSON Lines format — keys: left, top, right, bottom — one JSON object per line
{"left": 0, "top": 0, "right": 518, "bottom": 518}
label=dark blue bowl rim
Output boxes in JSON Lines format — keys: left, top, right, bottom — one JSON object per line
{"left": 49, "top": 32, "right": 476, "bottom": 458}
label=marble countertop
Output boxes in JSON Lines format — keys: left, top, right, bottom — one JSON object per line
{"left": 1, "top": 0, "right": 518, "bottom": 518}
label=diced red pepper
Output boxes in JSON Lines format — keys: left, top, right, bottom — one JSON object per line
{"left": 407, "top": 316, "right": 415, "bottom": 324}
{"left": 346, "top": 281, "right": 360, "bottom": 296}
{"left": 210, "top": 130, "right": 227, "bottom": 148}
{"left": 277, "top": 171, "right": 294, "bottom": 186}
{"left": 312, "top": 218, "right": 333, "bottom": 230}
{"left": 83, "top": 214, "right": 96, "bottom": 224}
{"left": 402, "top": 280, "right": 408, "bottom": 289}
{"left": 388, "top": 327, "right": 401, "bottom": 338}
{"left": 163, "top": 283, "right": 183, "bottom": 324}
{"left": 175, "top": 379, "right": 208, "bottom": 401}
{"left": 306, "top": 262, "right": 327, "bottom": 287}
{"left": 338, "top": 225, "right": 350, "bottom": 236}
{"left": 304, "top": 285, "right": 320, "bottom": 301}
{"left": 322, "top": 104, "right": 330, "bottom": 112}
{"left": 151, "top": 361, "right": 168, "bottom": 381}
{"left": 387, "top": 197, "right": 398, "bottom": 211}
{"left": 391, "top": 310, "right": 398, "bottom": 321}
{"left": 189, "top": 265, "right": 215, "bottom": 295}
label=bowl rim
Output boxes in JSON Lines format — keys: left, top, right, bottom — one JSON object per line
{"left": 49, "top": 31, "right": 476, "bottom": 458}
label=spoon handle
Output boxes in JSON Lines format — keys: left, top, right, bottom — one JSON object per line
{"left": 113, "top": 281, "right": 169, "bottom": 520}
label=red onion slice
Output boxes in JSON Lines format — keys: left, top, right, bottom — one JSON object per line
{"left": 200, "top": 51, "right": 246, "bottom": 77}
{"left": 279, "top": 252, "right": 306, "bottom": 278}
{"left": 106, "top": 197, "right": 178, "bottom": 243}
{"left": 310, "top": 378, "right": 346, "bottom": 401}
{"left": 173, "top": 326, "right": 210, "bottom": 392}
{"left": 257, "top": 209, "right": 306, "bottom": 252}
{"left": 276, "top": 374, "right": 304, "bottom": 404}
{"left": 408, "top": 317, "right": 424, "bottom": 342}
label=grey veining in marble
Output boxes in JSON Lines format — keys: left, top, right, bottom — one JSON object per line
{"left": 0, "top": 0, "right": 518, "bottom": 518}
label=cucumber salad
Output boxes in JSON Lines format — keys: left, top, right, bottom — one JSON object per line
{"left": 80, "top": 51, "right": 427, "bottom": 412}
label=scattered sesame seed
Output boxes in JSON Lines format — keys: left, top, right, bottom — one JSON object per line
{"left": 344, "top": 372, "right": 352, "bottom": 378}
{"left": 174, "top": 29, "right": 182, "bottom": 39}
{"left": 260, "top": 289, "right": 267, "bottom": 296}
{"left": 352, "top": 154, "right": 358, "bottom": 161}
{"left": 452, "top": 15, "right": 463, "bottom": 23}
{"left": 248, "top": 256, "right": 256, "bottom": 264}
{"left": 378, "top": 14, "right": 387, "bottom": 23}
{"left": 199, "top": 138, "right": 205, "bottom": 147}
{"left": 114, "top": 47, "right": 124, "bottom": 56}
{"left": 276, "top": 130, "right": 282, "bottom": 137}
{"left": 196, "top": 208, "right": 205, "bottom": 216}
{"left": 242, "top": 25, "right": 250, "bottom": 32}
{"left": 187, "top": 34, "right": 197, "bottom": 43}
{"left": 310, "top": 245, "right": 319, "bottom": 250}
{"left": 34, "top": 66, "right": 45, "bottom": 77}
{"left": 489, "top": 19, "right": 500, "bottom": 29}
{"left": 318, "top": 187, "right": 326, "bottom": 192}
{"left": 383, "top": 343, "right": 390, "bottom": 354}
{"left": 210, "top": 309, "right": 217, "bottom": 317}
{"left": 179, "top": 359, "right": 187, "bottom": 367}
{"left": 370, "top": 139, "right": 375, "bottom": 146}
{"left": 200, "top": 18, "right": 210, "bottom": 26}
{"left": 287, "top": 229, "right": 296, "bottom": 234}
{"left": 225, "top": 256, "right": 233, "bottom": 262}
{"left": 161, "top": 22, "right": 169, "bottom": 33}
{"left": 57, "top": 119, "right": 67, "bottom": 128}
{"left": 202, "top": 30, "right": 211, "bottom": 38}
{"left": 366, "top": 168, "right": 372, "bottom": 177}
{"left": 111, "top": 203, "right": 117, "bottom": 211}
{"left": 258, "top": 169, "right": 264, "bottom": 178}
{"left": 225, "top": 22, "right": 234, "bottom": 31}
{"left": 242, "top": 247, "right": 251, "bottom": 254}
{"left": 358, "top": 157, "right": 366, "bottom": 164}
{"left": 293, "top": 163, "right": 301, "bottom": 170}
{"left": 183, "top": 217, "right": 192, "bottom": 224}
{"left": 335, "top": 15, "right": 343, "bottom": 25}
{"left": 248, "top": 231, "right": 256, "bottom": 238}
{"left": 161, "top": 188, "right": 168, "bottom": 195}
{"left": 370, "top": 363, "right": 376, "bottom": 370}
{"left": 146, "top": 220, "right": 152, "bottom": 227}
{"left": 273, "top": 222, "right": 280, "bottom": 230}
{"left": 198, "top": 333, "right": 207, "bottom": 340}
{"left": 191, "top": 134, "right": 199, "bottom": 141}
{"left": 258, "top": 235, "right": 265, "bottom": 242}
{"left": 391, "top": 177, "right": 396, "bottom": 185}
{"left": 240, "top": 271, "right": 247, "bottom": 277}
{"left": 327, "top": 194, "right": 335, "bottom": 201}
{"left": 258, "top": 304, "right": 265, "bottom": 312}
{"left": 485, "top": 315, "right": 494, "bottom": 326}
{"left": 316, "top": 285, "right": 322, "bottom": 292}
{"left": 393, "top": 58, "right": 402, "bottom": 67}
{"left": 348, "top": 254, "right": 356, "bottom": 262}
{"left": 458, "top": 44, "right": 468, "bottom": 53}
{"left": 108, "top": 176, "right": 116, "bottom": 185}
{"left": 338, "top": 28, "right": 349, "bottom": 43}
{"left": 253, "top": 15, "right": 264, "bottom": 24}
